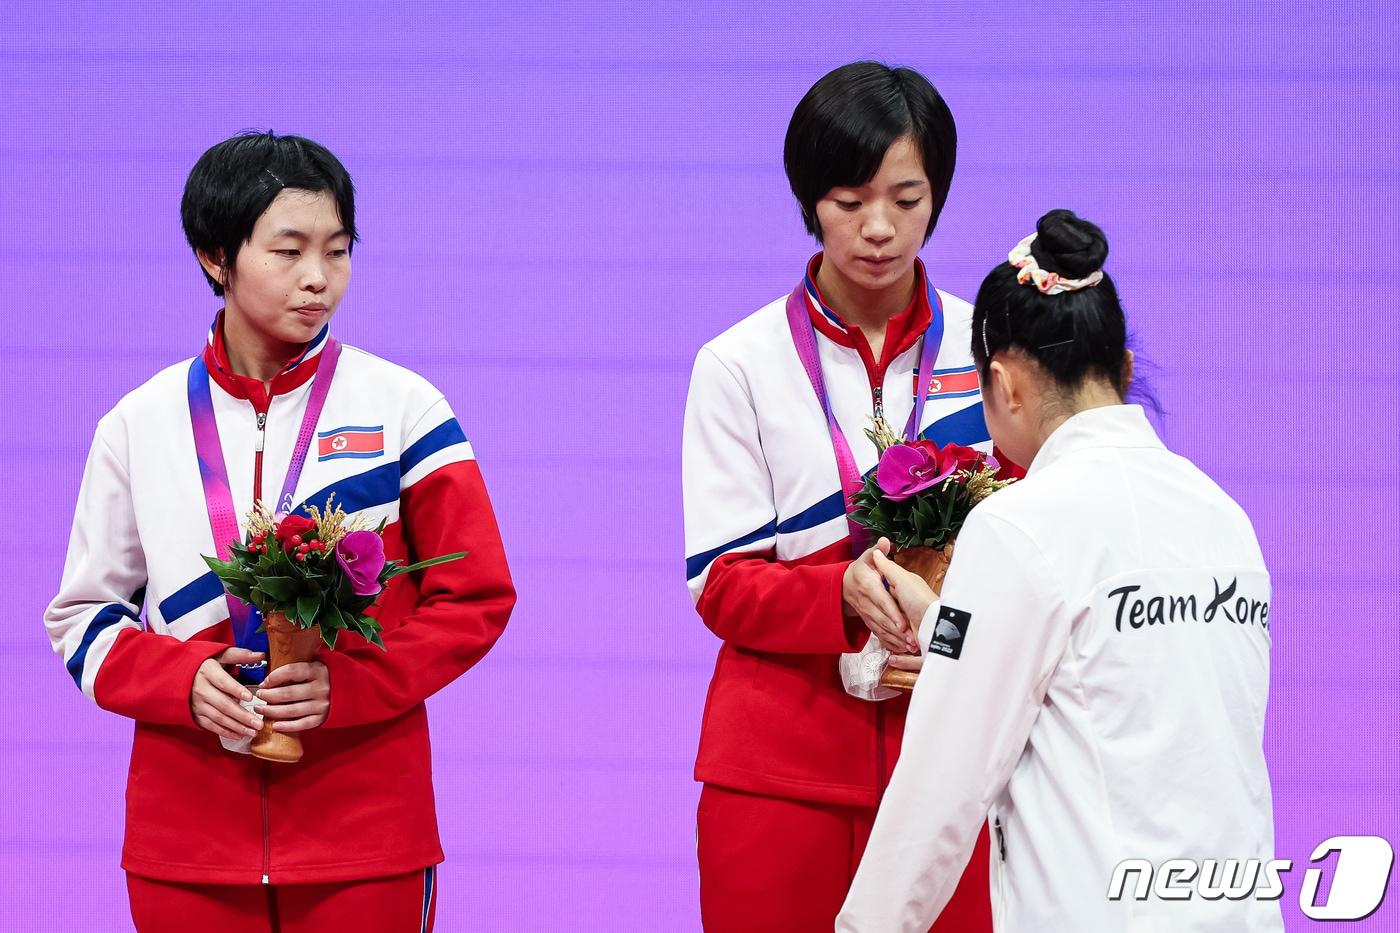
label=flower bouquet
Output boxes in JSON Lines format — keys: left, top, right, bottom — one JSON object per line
{"left": 840, "top": 421, "right": 1015, "bottom": 697}
{"left": 203, "top": 496, "right": 465, "bottom": 762}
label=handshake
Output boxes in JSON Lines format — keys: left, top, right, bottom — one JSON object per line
{"left": 839, "top": 537, "right": 953, "bottom": 700}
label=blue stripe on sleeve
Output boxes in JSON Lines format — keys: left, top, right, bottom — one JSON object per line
{"left": 684, "top": 520, "right": 778, "bottom": 582}
{"left": 401, "top": 419, "right": 467, "bottom": 477}
{"left": 775, "top": 490, "right": 846, "bottom": 535}
{"left": 66, "top": 603, "right": 140, "bottom": 687}
{"left": 158, "top": 572, "right": 224, "bottom": 624}
{"left": 920, "top": 402, "right": 991, "bottom": 447}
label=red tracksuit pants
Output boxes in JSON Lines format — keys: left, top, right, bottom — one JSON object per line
{"left": 126, "top": 866, "right": 438, "bottom": 933}
{"left": 698, "top": 784, "right": 992, "bottom": 932}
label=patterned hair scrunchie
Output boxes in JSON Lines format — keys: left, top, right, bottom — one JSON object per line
{"left": 1008, "top": 233, "right": 1104, "bottom": 295}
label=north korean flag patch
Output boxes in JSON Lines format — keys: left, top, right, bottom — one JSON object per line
{"left": 317, "top": 425, "right": 385, "bottom": 462}
{"left": 928, "top": 605, "right": 972, "bottom": 660}
{"left": 917, "top": 366, "right": 980, "bottom": 401}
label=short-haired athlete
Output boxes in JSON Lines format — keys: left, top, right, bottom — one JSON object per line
{"left": 682, "top": 62, "right": 997, "bottom": 931}
{"left": 45, "top": 132, "right": 516, "bottom": 932}
{"left": 839, "top": 211, "right": 1281, "bottom": 932}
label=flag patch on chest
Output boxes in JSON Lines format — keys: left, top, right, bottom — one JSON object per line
{"left": 317, "top": 425, "right": 385, "bottom": 461}
{"left": 915, "top": 366, "right": 980, "bottom": 400}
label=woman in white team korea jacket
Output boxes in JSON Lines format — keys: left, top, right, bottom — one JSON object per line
{"left": 837, "top": 210, "right": 1282, "bottom": 932}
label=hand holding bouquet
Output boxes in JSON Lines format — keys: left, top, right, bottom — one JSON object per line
{"left": 203, "top": 496, "right": 465, "bottom": 761}
{"left": 838, "top": 421, "right": 1015, "bottom": 697}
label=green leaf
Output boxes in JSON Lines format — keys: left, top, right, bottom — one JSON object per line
{"left": 296, "top": 593, "right": 320, "bottom": 627}
{"left": 389, "top": 551, "right": 469, "bottom": 577}
{"left": 224, "top": 582, "right": 254, "bottom": 603}
{"left": 910, "top": 506, "right": 929, "bottom": 541}
{"left": 320, "top": 625, "right": 339, "bottom": 650}
{"left": 203, "top": 556, "right": 253, "bottom": 586}
{"left": 248, "top": 588, "right": 272, "bottom": 614}
{"left": 349, "top": 594, "right": 378, "bottom": 614}
{"left": 353, "top": 615, "right": 387, "bottom": 651}
{"left": 330, "top": 571, "right": 355, "bottom": 607}
{"left": 256, "top": 576, "right": 302, "bottom": 602}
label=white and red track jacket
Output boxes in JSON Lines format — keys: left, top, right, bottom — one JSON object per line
{"left": 45, "top": 318, "right": 516, "bottom": 884}
{"left": 682, "top": 257, "right": 994, "bottom": 807}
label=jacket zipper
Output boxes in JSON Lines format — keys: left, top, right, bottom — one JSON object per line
{"left": 833, "top": 309, "right": 907, "bottom": 796}
{"left": 254, "top": 403, "right": 270, "bottom": 885}
{"left": 993, "top": 815, "right": 1007, "bottom": 924}
{"left": 869, "top": 350, "right": 889, "bottom": 797}
{"left": 253, "top": 409, "right": 267, "bottom": 505}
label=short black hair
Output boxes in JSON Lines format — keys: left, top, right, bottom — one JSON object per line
{"left": 181, "top": 131, "right": 358, "bottom": 297}
{"left": 972, "top": 209, "right": 1128, "bottom": 395}
{"left": 783, "top": 61, "right": 957, "bottom": 243}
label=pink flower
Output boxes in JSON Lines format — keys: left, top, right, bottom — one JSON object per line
{"left": 336, "top": 530, "right": 386, "bottom": 596}
{"left": 876, "top": 442, "right": 959, "bottom": 501}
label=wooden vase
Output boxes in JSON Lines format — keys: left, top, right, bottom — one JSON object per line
{"left": 249, "top": 611, "right": 322, "bottom": 764}
{"left": 878, "top": 541, "right": 956, "bottom": 692}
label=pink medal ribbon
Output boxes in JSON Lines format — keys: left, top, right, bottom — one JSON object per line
{"left": 785, "top": 282, "right": 944, "bottom": 558}
{"left": 187, "top": 336, "right": 342, "bottom": 673}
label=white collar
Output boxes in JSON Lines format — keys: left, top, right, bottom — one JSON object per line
{"left": 1025, "top": 404, "right": 1163, "bottom": 476}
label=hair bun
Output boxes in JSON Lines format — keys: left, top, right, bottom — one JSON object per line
{"left": 1030, "top": 209, "right": 1108, "bottom": 279}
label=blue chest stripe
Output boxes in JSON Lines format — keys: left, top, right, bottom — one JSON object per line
{"left": 920, "top": 401, "right": 991, "bottom": 446}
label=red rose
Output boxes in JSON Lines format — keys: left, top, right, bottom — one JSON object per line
{"left": 909, "top": 441, "right": 985, "bottom": 477}
{"left": 935, "top": 444, "right": 981, "bottom": 472}
{"left": 906, "top": 439, "right": 943, "bottom": 460}
{"left": 274, "top": 514, "right": 317, "bottom": 551}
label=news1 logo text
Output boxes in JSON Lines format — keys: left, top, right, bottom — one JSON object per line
{"left": 1109, "top": 836, "right": 1395, "bottom": 921}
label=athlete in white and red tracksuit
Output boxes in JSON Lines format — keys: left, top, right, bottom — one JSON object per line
{"left": 681, "top": 61, "right": 997, "bottom": 932}
{"left": 684, "top": 255, "right": 999, "bottom": 931}
{"left": 45, "top": 132, "right": 514, "bottom": 932}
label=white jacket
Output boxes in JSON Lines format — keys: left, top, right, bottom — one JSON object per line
{"left": 684, "top": 286, "right": 987, "bottom": 597}
{"left": 838, "top": 404, "right": 1282, "bottom": 933}
{"left": 47, "top": 335, "right": 472, "bottom": 710}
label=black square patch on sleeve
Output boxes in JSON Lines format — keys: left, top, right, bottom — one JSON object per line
{"left": 928, "top": 605, "right": 972, "bottom": 660}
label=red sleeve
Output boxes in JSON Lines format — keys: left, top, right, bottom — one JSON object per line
{"left": 696, "top": 544, "right": 869, "bottom": 655}
{"left": 93, "top": 628, "right": 228, "bottom": 725}
{"left": 992, "top": 445, "right": 1027, "bottom": 481}
{"left": 319, "top": 460, "right": 515, "bottom": 728}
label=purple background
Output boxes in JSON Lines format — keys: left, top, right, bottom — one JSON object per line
{"left": 2, "top": 2, "right": 1396, "bottom": 929}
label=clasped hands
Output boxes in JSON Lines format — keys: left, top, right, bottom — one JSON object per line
{"left": 841, "top": 537, "right": 938, "bottom": 673}
{"left": 189, "top": 647, "right": 331, "bottom": 741}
